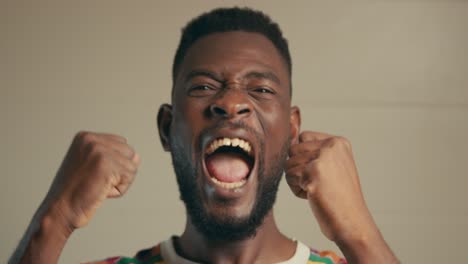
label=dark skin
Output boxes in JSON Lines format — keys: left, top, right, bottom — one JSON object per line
{"left": 158, "top": 32, "right": 299, "bottom": 263}
{"left": 10, "top": 31, "right": 399, "bottom": 264}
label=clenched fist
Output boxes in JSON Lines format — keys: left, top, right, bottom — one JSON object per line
{"left": 286, "top": 131, "right": 374, "bottom": 243}
{"left": 45, "top": 131, "right": 140, "bottom": 230}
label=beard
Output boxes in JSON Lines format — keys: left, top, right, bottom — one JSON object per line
{"left": 169, "top": 123, "right": 290, "bottom": 242}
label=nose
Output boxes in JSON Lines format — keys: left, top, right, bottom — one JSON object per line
{"left": 209, "top": 90, "right": 252, "bottom": 120}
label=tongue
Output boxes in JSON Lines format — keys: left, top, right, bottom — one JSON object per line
{"left": 206, "top": 152, "right": 250, "bottom": 183}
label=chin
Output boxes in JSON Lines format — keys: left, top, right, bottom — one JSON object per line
{"left": 169, "top": 125, "right": 289, "bottom": 241}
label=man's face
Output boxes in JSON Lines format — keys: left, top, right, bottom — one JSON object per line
{"left": 160, "top": 31, "right": 299, "bottom": 241}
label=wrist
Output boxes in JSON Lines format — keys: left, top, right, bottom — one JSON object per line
{"left": 42, "top": 199, "right": 76, "bottom": 238}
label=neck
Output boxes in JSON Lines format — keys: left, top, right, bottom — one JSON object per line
{"left": 175, "top": 211, "right": 295, "bottom": 264}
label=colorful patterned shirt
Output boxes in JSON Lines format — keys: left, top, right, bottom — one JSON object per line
{"left": 84, "top": 238, "right": 346, "bottom": 264}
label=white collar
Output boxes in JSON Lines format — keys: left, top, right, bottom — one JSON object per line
{"left": 160, "top": 237, "right": 310, "bottom": 264}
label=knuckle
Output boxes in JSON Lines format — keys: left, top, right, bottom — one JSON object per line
{"left": 299, "top": 132, "right": 312, "bottom": 142}
{"left": 308, "top": 149, "right": 321, "bottom": 160}
{"left": 119, "top": 171, "right": 133, "bottom": 186}
{"left": 327, "top": 136, "right": 339, "bottom": 146}
{"left": 130, "top": 163, "right": 138, "bottom": 174}
{"left": 78, "top": 131, "right": 98, "bottom": 146}
{"left": 87, "top": 141, "right": 103, "bottom": 156}
{"left": 76, "top": 130, "right": 88, "bottom": 139}
{"left": 303, "top": 180, "right": 318, "bottom": 195}
{"left": 73, "top": 131, "right": 86, "bottom": 146}
{"left": 335, "top": 136, "right": 351, "bottom": 149}
{"left": 319, "top": 146, "right": 331, "bottom": 157}
{"left": 77, "top": 131, "right": 90, "bottom": 140}
{"left": 118, "top": 135, "right": 128, "bottom": 143}
{"left": 94, "top": 154, "right": 109, "bottom": 170}
{"left": 326, "top": 136, "right": 350, "bottom": 149}
{"left": 124, "top": 161, "right": 137, "bottom": 174}
{"left": 127, "top": 147, "right": 136, "bottom": 159}
{"left": 110, "top": 134, "right": 127, "bottom": 144}
{"left": 91, "top": 150, "right": 113, "bottom": 173}
{"left": 311, "top": 158, "right": 325, "bottom": 173}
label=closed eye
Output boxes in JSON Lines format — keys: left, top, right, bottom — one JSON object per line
{"left": 188, "top": 85, "right": 216, "bottom": 96}
{"left": 253, "top": 87, "right": 275, "bottom": 94}
{"left": 193, "top": 85, "right": 211, "bottom": 90}
{"left": 248, "top": 87, "right": 277, "bottom": 101}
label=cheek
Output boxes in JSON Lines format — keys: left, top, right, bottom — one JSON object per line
{"left": 260, "top": 100, "right": 290, "bottom": 133}
{"left": 171, "top": 101, "right": 206, "bottom": 155}
{"left": 173, "top": 98, "right": 202, "bottom": 131}
{"left": 258, "top": 104, "right": 291, "bottom": 153}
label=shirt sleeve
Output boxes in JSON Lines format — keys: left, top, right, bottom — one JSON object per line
{"left": 81, "top": 256, "right": 125, "bottom": 264}
{"left": 309, "top": 249, "right": 347, "bottom": 264}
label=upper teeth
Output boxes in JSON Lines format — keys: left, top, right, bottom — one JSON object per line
{"left": 206, "top": 137, "right": 252, "bottom": 155}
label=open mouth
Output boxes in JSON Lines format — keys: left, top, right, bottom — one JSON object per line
{"left": 205, "top": 137, "right": 254, "bottom": 190}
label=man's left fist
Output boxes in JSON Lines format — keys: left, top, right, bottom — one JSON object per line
{"left": 286, "top": 131, "right": 374, "bottom": 242}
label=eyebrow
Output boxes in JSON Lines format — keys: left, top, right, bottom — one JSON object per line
{"left": 184, "top": 69, "right": 281, "bottom": 85}
{"left": 184, "top": 70, "right": 223, "bottom": 83}
{"left": 243, "top": 71, "right": 281, "bottom": 85}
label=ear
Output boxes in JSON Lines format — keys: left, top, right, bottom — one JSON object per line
{"left": 157, "top": 104, "right": 173, "bottom": 151}
{"left": 290, "top": 106, "right": 301, "bottom": 145}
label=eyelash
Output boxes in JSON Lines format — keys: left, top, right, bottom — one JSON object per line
{"left": 188, "top": 85, "right": 276, "bottom": 98}
{"left": 253, "top": 87, "right": 275, "bottom": 94}
{"left": 193, "top": 85, "right": 212, "bottom": 90}
{"left": 187, "top": 85, "right": 217, "bottom": 97}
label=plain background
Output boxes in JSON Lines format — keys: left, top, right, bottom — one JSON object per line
{"left": 2, "top": 1, "right": 468, "bottom": 263}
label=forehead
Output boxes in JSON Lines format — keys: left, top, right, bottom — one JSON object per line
{"left": 175, "top": 31, "right": 290, "bottom": 86}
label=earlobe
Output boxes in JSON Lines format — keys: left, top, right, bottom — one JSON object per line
{"left": 290, "top": 106, "right": 301, "bottom": 145}
{"left": 157, "top": 104, "right": 173, "bottom": 151}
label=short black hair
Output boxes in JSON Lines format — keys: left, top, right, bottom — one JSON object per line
{"left": 172, "top": 7, "right": 292, "bottom": 85}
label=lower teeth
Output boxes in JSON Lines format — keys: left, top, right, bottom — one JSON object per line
{"left": 211, "top": 177, "right": 247, "bottom": 189}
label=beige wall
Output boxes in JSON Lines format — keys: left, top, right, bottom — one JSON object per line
{"left": 2, "top": 1, "right": 468, "bottom": 263}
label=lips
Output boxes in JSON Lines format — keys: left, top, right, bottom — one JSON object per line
{"left": 204, "top": 136, "right": 255, "bottom": 190}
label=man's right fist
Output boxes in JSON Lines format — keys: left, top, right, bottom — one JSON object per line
{"left": 45, "top": 131, "right": 140, "bottom": 230}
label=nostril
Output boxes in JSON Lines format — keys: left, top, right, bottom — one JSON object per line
{"left": 209, "top": 102, "right": 251, "bottom": 118}
{"left": 211, "top": 105, "right": 227, "bottom": 116}
{"left": 237, "top": 108, "right": 250, "bottom": 115}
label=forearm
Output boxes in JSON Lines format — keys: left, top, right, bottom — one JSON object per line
{"left": 9, "top": 201, "right": 73, "bottom": 264}
{"left": 336, "top": 222, "right": 399, "bottom": 264}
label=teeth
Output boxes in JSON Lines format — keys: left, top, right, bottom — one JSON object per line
{"left": 206, "top": 137, "right": 253, "bottom": 155}
{"left": 211, "top": 177, "right": 247, "bottom": 189}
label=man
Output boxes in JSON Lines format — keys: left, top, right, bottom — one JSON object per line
{"left": 10, "top": 7, "right": 398, "bottom": 264}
